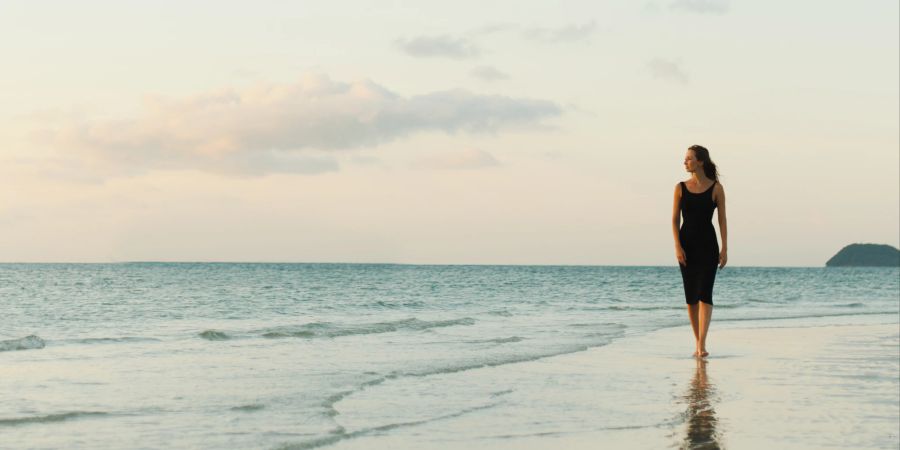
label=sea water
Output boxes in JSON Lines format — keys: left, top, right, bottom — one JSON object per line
{"left": 1, "top": 264, "right": 897, "bottom": 449}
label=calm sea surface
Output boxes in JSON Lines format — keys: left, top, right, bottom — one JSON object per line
{"left": 1, "top": 264, "right": 897, "bottom": 448}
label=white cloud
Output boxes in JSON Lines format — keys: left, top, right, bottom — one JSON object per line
{"left": 522, "top": 21, "right": 597, "bottom": 44}
{"left": 669, "top": 0, "right": 730, "bottom": 15}
{"left": 398, "top": 22, "right": 596, "bottom": 61}
{"left": 647, "top": 58, "right": 690, "bottom": 84}
{"left": 35, "top": 74, "right": 561, "bottom": 176}
{"left": 413, "top": 148, "right": 501, "bottom": 170}
{"left": 471, "top": 65, "right": 511, "bottom": 82}
{"left": 394, "top": 35, "right": 481, "bottom": 59}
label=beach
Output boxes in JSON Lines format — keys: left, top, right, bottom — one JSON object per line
{"left": 1, "top": 264, "right": 897, "bottom": 449}
{"left": 320, "top": 316, "right": 899, "bottom": 450}
{"left": 2, "top": 0, "right": 898, "bottom": 447}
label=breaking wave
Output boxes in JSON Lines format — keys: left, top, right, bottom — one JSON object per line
{"left": 0, "top": 335, "right": 45, "bottom": 352}
{"left": 260, "top": 317, "right": 476, "bottom": 339}
{"left": 198, "top": 330, "right": 232, "bottom": 341}
{"left": 0, "top": 411, "right": 108, "bottom": 426}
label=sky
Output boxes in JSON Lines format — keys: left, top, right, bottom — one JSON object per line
{"left": 0, "top": 0, "right": 897, "bottom": 266}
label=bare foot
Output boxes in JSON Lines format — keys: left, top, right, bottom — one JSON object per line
{"left": 699, "top": 350, "right": 709, "bottom": 357}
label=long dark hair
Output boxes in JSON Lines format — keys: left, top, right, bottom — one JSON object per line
{"left": 689, "top": 145, "right": 719, "bottom": 182}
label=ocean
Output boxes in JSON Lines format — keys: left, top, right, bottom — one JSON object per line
{"left": 1, "top": 263, "right": 897, "bottom": 449}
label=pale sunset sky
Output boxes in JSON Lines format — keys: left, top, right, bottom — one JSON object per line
{"left": 1, "top": 0, "right": 897, "bottom": 265}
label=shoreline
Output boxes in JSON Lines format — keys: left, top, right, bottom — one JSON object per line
{"left": 319, "top": 319, "right": 900, "bottom": 450}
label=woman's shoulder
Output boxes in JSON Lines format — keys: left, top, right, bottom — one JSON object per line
{"left": 712, "top": 180, "right": 725, "bottom": 204}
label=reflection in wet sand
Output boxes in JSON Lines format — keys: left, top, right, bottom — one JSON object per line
{"left": 681, "top": 358, "right": 722, "bottom": 449}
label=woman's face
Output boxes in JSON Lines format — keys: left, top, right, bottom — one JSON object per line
{"left": 684, "top": 150, "right": 703, "bottom": 173}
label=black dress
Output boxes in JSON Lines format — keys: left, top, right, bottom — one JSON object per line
{"left": 678, "top": 180, "right": 719, "bottom": 305}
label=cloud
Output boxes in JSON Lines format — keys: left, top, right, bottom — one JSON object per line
{"left": 471, "top": 65, "right": 511, "bottom": 82}
{"left": 413, "top": 148, "right": 501, "bottom": 170}
{"left": 398, "top": 22, "right": 596, "bottom": 61}
{"left": 469, "top": 23, "right": 520, "bottom": 37}
{"left": 197, "top": 151, "right": 340, "bottom": 176}
{"left": 522, "top": 21, "right": 597, "bottom": 43}
{"left": 36, "top": 74, "right": 561, "bottom": 176}
{"left": 668, "top": 0, "right": 730, "bottom": 14}
{"left": 394, "top": 35, "right": 481, "bottom": 59}
{"left": 647, "top": 58, "right": 690, "bottom": 84}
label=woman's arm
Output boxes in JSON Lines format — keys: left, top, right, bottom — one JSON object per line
{"left": 672, "top": 183, "right": 686, "bottom": 265}
{"left": 715, "top": 183, "right": 728, "bottom": 268}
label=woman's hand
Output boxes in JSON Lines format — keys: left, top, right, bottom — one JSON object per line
{"left": 719, "top": 249, "right": 728, "bottom": 269}
{"left": 676, "top": 247, "right": 686, "bottom": 266}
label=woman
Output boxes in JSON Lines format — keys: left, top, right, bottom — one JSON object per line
{"left": 672, "top": 145, "right": 728, "bottom": 357}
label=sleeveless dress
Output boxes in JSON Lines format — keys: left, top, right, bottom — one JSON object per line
{"left": 678, "top": 180, "right": 719, "bottom": 305}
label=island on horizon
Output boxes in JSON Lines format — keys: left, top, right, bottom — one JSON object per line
{"left": 826, "top": 243, "right": 900, "bottom": 267}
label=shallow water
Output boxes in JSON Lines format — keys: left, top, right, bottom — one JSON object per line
{"left": 1, "top": 264, "right": 897, "bottom": 449}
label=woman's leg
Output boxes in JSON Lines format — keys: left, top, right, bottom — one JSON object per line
{"left": 687, "top": 303, "right": 700, "bottom": 355}
{"left": 698, "top": 301, "right": 713, "bottom": 356}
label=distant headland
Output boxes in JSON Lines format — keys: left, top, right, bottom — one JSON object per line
{"left": 826, "top": 243, "right": 900, "bottom": 267}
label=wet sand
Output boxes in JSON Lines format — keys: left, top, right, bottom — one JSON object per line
{"left": 323, "top": 318, "right": 899, "bottom": 450}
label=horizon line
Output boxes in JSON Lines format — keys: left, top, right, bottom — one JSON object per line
{"left": 0, "top": 260, "right": 871, "bottom": 268}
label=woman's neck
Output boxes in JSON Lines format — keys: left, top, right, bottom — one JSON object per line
{"left": 690, "top": 172, "right": 711, "bottom": 185}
